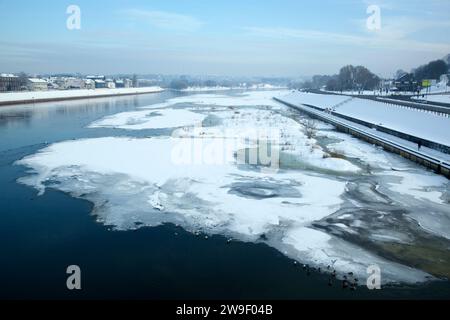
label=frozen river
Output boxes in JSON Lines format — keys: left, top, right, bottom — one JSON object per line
{"left": 1, "top": 89, "right": 450, "bottom": 299}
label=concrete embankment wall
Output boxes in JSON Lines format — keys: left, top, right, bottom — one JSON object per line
{"left": 274, "top": 97, "right": 450, "bottom": 179}
{"left": 0, "top": 89, "right": 164, "bottom": 107}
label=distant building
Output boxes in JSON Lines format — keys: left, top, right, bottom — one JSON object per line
{"left": 394, "top": 73, "right": 418, "bottom": 92}
{"left": 105, "top": 79, "right": 116, "bottom": 89}
{"left": 53, "top": 77, "right": 85, "bottom": 90}
{"left": 65, "top": 78, "right": 85, "bottom": 89}
{"left": 0, "top": 74, "right": 21, "bottom": 92}
{"left": 84, "top": 79, "right": 95, "bottom": 90}
{"left": 114, "top": 79, "right": 125, "bottom": 88}
{"left": 380, "top": 79, "right": 394, "bottom": 92}
{"left": 113, "top": 79, "right": 132, "bottom": 88}
{"left": 86, "top": 75, "right": 106, "bottom": 81}
{"left": 124, "top": 79, "right": 133, "bottom": 88}
{"left": 47, "top": 83, "right": 59, "bottom": 90}
{"left": 27, "top": 78, "right": 48, "bottom": 91}
{"left": 46, "top": 77, "right": 59, "bottom": 90}
{"left": 94, "top": 79, "right": 106, "bottom": 88}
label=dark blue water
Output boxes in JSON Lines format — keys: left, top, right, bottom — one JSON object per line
{"left": 1, "top": 91, "right": 449, "bottom": 299}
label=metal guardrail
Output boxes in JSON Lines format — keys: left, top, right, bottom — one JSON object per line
{"left": 274, "top": 97, "right": 450, "bottom": 173}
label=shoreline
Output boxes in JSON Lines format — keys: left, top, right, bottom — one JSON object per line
{"left": 275, "top": 96, "right": 450, "bottom": 179}
{"left": 0, "top": 87, "right": 164, "bottom": 107}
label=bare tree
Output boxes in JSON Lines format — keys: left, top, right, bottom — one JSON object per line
{"left": 132, "top": 74, "right": 138, "bottom": 88}
{"left": 301, "top": 119, "right": 317, "bottom": 139}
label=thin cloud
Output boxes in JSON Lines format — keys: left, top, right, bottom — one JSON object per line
{"left": 243, "top": 27, "right": 365, "bottom": 44}
{"left": 125, "top": 9, "right": 204, "bottom": 32}
{"left": 356, "top": 16, "right": 450, "bottom": 40}
{"left": 242, "top": 26, "right": 450, "bottom": 53}
{"left": 362, "top": 0, "right": 395, "bottom": 10}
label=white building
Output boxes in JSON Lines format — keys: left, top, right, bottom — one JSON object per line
{"left": 105, "top": 79, "right": 116, "bottom": 89}
{"left": 27, "top": 78, "right": 48, "bottom": 91}
{"left": 84, "top": 79, "right": 95, "bottom": 90}
{"left": 0, "top": 74, "right": 21, "bottom": 92}
{"left": 64, "top": 77, "right": 85, "bottom": 89}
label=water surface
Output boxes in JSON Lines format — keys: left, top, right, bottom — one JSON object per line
{"left": 1, "top": 90, "right": 450, "bottom": 299}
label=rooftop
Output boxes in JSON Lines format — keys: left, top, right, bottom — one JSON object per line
{"left": 0, "top": 73, "right": 18, "bottom": 78}
{"left": 28, "top": 78, "right": 48, "bottom": 83}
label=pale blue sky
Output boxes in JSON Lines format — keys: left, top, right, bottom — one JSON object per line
{"left": 1, "top": 0, "right": 449, "bottom": 77}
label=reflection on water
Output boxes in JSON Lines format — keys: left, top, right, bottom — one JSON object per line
{"left": 0, "top": 94, "right": 157, "bottom": 126}
{"left": 0, "top": 91, "right": 180, "bottom": 152}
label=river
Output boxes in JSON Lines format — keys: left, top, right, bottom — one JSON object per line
{"left": 1, "top": 89, "right": 449, "bottom": 299}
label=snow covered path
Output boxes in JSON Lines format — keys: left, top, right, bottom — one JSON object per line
{"left": 413, "top": 94, "right": 450, "bottom": 105}
{"left": 375, "top": 97, "right": 450, "bottom": 115}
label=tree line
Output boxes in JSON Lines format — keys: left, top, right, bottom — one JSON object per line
{"left": 296, "top": 65, "right": 381, "bottom": 92}
{"left": 295, "top": 56, "right": 449, "bottom": 92}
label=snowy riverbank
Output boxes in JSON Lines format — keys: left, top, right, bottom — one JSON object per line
{"left": 280, "top": 92, "right": 450, "bottom": 148}
{"left": 412, "top": 94, "right": 450, "bottom": 105}
{"left": 0, "top": 87, "right": 164, "bottom": 106}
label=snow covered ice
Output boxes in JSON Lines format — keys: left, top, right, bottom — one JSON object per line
{"left": 16, "top": 90, "right": 450, "bottom": 285}
{"left": 89, "top": 108, "right": 207, "bottom": 130}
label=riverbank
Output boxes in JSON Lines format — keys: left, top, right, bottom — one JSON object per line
{"left": 0, "top": 87, "right": 164, "bottom": 106}
{"left": 275, "top": 94, "right": 450, "bottom": 179}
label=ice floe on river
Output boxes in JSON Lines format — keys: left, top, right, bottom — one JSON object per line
{"left": 16, "top": 90, "right": 450, "bottom": 284}
{"left": 89, "top": 108, "right": 206, "bottom": 130}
